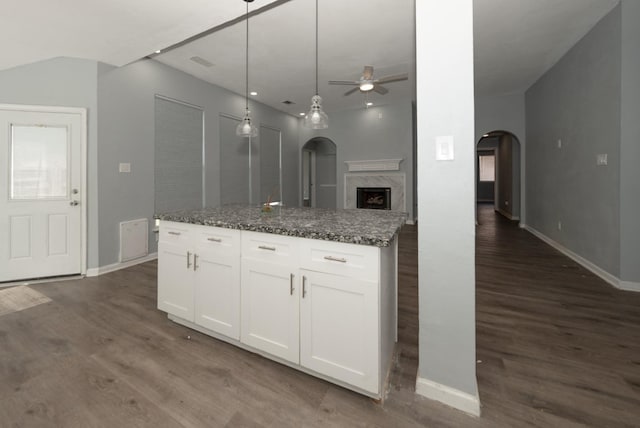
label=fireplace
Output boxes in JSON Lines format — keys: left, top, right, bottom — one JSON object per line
{"left": 357, "top": 187, "right": 391, "bottom": 210}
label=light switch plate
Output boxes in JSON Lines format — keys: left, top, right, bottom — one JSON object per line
{"left": 119, "top": 162, "right": 131, "bottom": 173}
{"left": 435, "top": 136, "right": 454, "bottom": 161}
{"left": 596, "top": 154, "right": 608, "bottom": 166}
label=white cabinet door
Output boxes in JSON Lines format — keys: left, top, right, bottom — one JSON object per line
{"left": 194, "top": 247, "right": 241, "bottom": 340}
{"left": 241, "top": 259, "right": 299, "bottom": 364}
{"left": 300, "top": 270, "right": 379, "bottom": 393}
{"left": 158, "top": 241, "right": 195, "bottom": 322}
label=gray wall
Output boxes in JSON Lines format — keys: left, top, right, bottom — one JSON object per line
{"left": 497, "top": 134, "right": 513, "bottom": 217}
{"left": 0, "top": 57, "right": 100, "bottom": 269}
{"left": 525, "top": 5, "right": 621, "bottom": 277}
{"left": 97, "top": 59, "right": 299, "bottom": 267}
{"left": 620, "top": 0, "right": 640, "bottom": 284}
{"left": 299, "top": 101, "right": 414, "bottom": 220}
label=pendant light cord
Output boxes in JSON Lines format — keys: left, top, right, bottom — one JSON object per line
{"left": 245, "top": 0, "right": 249, "bottom": 110}
{"left": 315, "top": 0, "right": 319, "bottom": 96}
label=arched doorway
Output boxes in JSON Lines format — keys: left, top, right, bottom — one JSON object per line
{"left": 301, "top": 137, "right": 337, "bottom": 209}
{"left": 476, "top": 130, "right": 521, "bottom": 223}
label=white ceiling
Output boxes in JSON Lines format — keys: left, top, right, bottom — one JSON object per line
{"left": 0, "top": 0, "right": 620, "bottom": 116}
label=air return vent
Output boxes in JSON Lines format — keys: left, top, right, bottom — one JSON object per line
{"left": 282, "top": 100, "right": 295, "bottom": 105}
{"left": 190, "top": 56, "right": 214, "bottom": 67}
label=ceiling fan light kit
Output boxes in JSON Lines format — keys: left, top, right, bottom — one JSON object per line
{"left": 303, "top": 0, "right": 329, "bottom": 129}
{"left": 329, "top": 65, "right": 408, "bottom": 98}
{"left": 236, "top": 0, "right": 258, "bottom": 138}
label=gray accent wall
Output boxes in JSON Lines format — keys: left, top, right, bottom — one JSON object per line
{"left": 0, "top": 57, "right": 100, "bottom": 269}
{"left": 298, "top": 102, "right": 414, "bottom": 220}
{"left": 525, "top": 5, "right": 621, "bottom": 277}
{"left": 620, "top": 0, "right": 640, "bottom": 284}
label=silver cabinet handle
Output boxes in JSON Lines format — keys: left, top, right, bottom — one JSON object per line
{"left": 193, "top": 254, "right": 199, "bottom": 271}
{"left": 207, "top": 237, "right": 222, "bottom": 242}
{"left": 258, "top": 245, "right": 276, "bottom": 251}
{"left": 324, "top": 255, "right": 347, "bottom": 263}
{"left": 290, "top": 273, "right": 295, "bottom": 295}
{"left": 302, "top": 275, "right": 307, "bottom": 298}
{"left": 168, "top": 231, "right": 181, "bottom": 236}
{"left": 187, "top": 251, "right": 192, "bottom": 269}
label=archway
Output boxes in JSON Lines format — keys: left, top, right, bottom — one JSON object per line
{"left": 476, "top": 130, "right": 522, "bottom": 223}
{"left": 301, "top": 137, "right": 337, "bottom": 209}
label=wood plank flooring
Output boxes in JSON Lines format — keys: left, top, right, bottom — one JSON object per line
{"left": 1, "top": 205, "right": 639, "bottom": 427}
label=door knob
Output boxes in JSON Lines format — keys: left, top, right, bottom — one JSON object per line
{"left": 70, "top": 200, "right": 79, "bottom": 206}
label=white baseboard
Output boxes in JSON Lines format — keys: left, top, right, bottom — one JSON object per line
{"left": 619, "top": 281, "right": 640, "bottom": 292}
{"left": 496, "top": 208, "right": 520, "bottom": 221}
{"left": 415, "top": 376, "right": 481, "bottom": 417}
{"left": 86, "top": 253, "right": 157, "bottom": 277}
{"left": 522, "top": 225, "right": 638, "bottom": 292}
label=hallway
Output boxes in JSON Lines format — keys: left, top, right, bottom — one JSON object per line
{"left": 475, "top": 204, "right": 640, "bottom": 426}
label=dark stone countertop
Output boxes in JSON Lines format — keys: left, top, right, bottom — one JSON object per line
{"left": 155, "top": 205, "right": 407, "bottom": 247}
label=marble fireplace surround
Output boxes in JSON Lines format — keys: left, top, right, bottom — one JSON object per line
{"left": 344, "top": 173, "right": 406, "bottom": 213}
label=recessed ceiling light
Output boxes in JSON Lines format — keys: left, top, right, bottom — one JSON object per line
{"left": 366, "top": 102, "right": 373, "bottom": 106}
{"left": 482, "top": 133, "right": 490, "bottom": 137}
{"left": 299, "top": 112, "right": 306, "bottom": 116}
{"left": 250, "top": 91, "right": 258, "bottom": 96}
{"left": 155, "top": 50, "right": 161, "bottom": 54}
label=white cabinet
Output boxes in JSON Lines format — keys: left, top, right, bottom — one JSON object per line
{"left": 193, "top": 227, "right": 241, "bottom": 340}
{"left": 158, "top": 223, "right": 195, "bottom": 321}
{"left": 158, "top": 222, "right": 241, "bottom": 339}
{"left": 298, "top": 238, "right": 382, "bottom": 394}
{"left": 300, "top": 270, "right": 379, "bottom": 393}
{"left": 240, "top": 231, "right": 299, "bottom": 363}
{"left": 158, "top": 222, "right": 397, "bottom": 399}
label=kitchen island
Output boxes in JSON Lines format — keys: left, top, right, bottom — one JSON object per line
{"left": 155, "top": 205, "right": 406, "bottom": 399}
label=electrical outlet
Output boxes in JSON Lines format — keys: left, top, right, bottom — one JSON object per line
{"left": 596, "top": 154, "right": 608, "bottom": 166}
{"left": 557, "top": 139, "right": 562, "bottom": 149}
{"left": 558, "top": 221, "right": 562, "bottom": 231}
{"left": 119, "top": 162, "right": 131, "bottom": 173}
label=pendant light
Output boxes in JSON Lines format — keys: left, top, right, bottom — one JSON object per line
{"left": 236, "top": 0, "right": 258, "bottom": 138}
{"left": 303, "top": 0, "right": 329, "bottom": 129}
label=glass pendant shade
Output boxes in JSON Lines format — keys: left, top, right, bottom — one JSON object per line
{"left": 236, "top": 108, "right": 258, "bottom": 137}
{"left": 304, "top": 95, "right": 329, "bottom": 129}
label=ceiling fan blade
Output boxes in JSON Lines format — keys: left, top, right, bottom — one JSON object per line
{"left": 373, "top": 85, "right": 389, "bottom": 95}
{"left": 329, "top": 80, "right": 359, "bottom": 86}
{"left": 343, "top": 87, "right": 360, "bottom": 96}
{"left": 363, "top": 65, "right": 374, "bottom": 80}
{"left": 376, "top": 73, "right": 409, "bottom": 84}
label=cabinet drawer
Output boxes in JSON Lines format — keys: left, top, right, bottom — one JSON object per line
{"left": 299, "top": 238, "right": 379, "bottom": 282}
{"left": 159, "top": 221, "right": 192, "bottom": 244}
{"left": 194, "top": 225, "right": 240, "bottom": 256}
{"left": 241, "top": 231, "right": 298, "bottom": 264}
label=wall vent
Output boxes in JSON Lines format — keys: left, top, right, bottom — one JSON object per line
{"left": 119, "top": 218, "right": 149, "bottom": 262}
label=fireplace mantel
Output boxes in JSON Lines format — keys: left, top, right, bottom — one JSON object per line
{"left": 345, "top": 159, "right": 403, "bottom": 172}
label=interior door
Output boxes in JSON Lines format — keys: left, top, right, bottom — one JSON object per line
{"left": 0, "top": 107, "right": 84, "bottom": 283}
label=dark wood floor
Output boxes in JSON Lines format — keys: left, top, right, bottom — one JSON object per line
{"left": 1, "top": 205, "right": 639, "bottom": 427}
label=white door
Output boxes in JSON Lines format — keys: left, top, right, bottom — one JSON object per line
{"left": 0, "top": 107, "right": 84, "bottom": 283}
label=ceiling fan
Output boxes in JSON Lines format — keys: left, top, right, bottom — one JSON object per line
{"left": 329, "top": 65, "right": 408, "bottom": 96}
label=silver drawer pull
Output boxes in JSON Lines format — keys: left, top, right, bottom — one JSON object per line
{"left": 168, "top": 231, "right": 181, "bottom": 236}
{"left": 207, "top": 237, "right": 222, "bottom": 242}
{"left": 258, "top": 245, "right": 276, "bottom": 251}
{"left": 186, "top": 251, "right": 192, "bottom": 269}
{"left": 290, "top": 273, "right": 295, "bottom": 295}
{"left": 324, "top": 256, "right": 347, "bottom": 263}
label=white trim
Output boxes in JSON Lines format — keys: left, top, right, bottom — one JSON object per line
{"left": 0, "top": 103, "right": 88, "bottom": 278}
{"left": 345, "top": 159, "right": 403, "bottom": 172}
{"left": 496, "top": 208, "right": 520, "bottom": 221}
{"left": 523, "top": 225, "right": 638, "bottom": 291}
{"left": 415, "top": 376, "right": 481, "bottom": 416}
{"left": 86, "top": 253, "right": 157, "bottom": 277}
{"left": 619, "top": 281, "right": 640, "bottom": 292}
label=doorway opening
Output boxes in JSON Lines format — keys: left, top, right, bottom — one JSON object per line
{"left": 301, "top": 137, "right": 337, "bottom": 209}
{"left": 476, "top": 130, "right": 521, "bottom": 223}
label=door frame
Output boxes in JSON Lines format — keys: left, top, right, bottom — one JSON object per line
{"left": 1, "top": 103, "right": 88, "bottom": 278}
